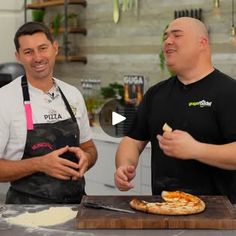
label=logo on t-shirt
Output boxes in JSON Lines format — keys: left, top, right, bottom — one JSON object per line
{"left": 188, "top": 100, "right": 212, "bottom": 108}
{"left": 44, "top": 109, "right": 62, "bottom": 122}
{"left": 70, "top": 105, "right": 77, "bottom": 116}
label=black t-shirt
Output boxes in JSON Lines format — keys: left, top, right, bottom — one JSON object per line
{"left": 128, "top": 69, "right": 236, "bottom": 203}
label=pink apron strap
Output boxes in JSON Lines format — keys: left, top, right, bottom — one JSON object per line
{"left": 24, "top": 101, "right": 34, "bottom": 130}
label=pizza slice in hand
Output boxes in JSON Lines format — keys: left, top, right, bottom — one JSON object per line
{"left": 162, "top": 123, "right": 172, "bottom": 132}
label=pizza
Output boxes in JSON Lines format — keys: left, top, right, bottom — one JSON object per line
{"left": 162, "top": 123, "right": 173, "bottom": 132}
{"left": 129, "top": 191, "right": 205, "bottom": 215}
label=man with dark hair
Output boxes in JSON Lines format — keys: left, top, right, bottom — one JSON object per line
{"left": 0, "top": 21, "right": 97, "bottom": 204}
{"left": 14, "top": 22, "right": 54, "bottom": 52}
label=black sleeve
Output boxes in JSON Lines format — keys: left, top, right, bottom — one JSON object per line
{"left": 216, "top": 80, "right": 236, "bottom": 143}
{"left": 127, "top": 90, "right": 151, "bottom": 141}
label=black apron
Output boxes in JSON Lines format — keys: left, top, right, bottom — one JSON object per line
{"left": 5, "top": 76, "right": 85, "bottom": 204}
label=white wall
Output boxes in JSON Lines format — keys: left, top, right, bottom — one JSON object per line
{"left": 0, "top": 1, "right": 26, "bottom": 202}
{"left": 0, "top": 0, "right": 25, "bottom": 63}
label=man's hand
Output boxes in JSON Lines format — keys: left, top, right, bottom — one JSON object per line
{"left": 0, "top": 143, "right": 96, "bottom": 182}
{"left": 68, "top": 146, "right": 90, "bottom": 179}
{"left": 157, "top": 130, "right": 200, "bottom": 160}
{"left": 39, "top": 146, "right": 81, "bottom": 180}
{"left": 114, "top": 165, "right": 136, "bottom": 191}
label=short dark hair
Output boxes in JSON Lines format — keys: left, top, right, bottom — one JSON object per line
{"left": 14, "top": 21, "right": 54, "bottom": 52}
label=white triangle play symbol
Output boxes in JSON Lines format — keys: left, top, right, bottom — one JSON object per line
{"left": 112, "top": 111, "right": 126, "bottom": 126}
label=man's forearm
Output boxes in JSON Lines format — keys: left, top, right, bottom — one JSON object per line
{"left": 115, "top": 137, "right": 147, "bottom": 168}
{"left": 80, "top": 140, "right": 97, "bottom": 170}
{"left": 0, "top": 158, "right": 41, "bottom": 182}
{"left": 195, "top": 141, "right": 236, "bottom": 170}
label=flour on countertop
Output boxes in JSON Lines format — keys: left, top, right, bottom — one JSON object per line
{"left": 6, "top": 207, "right": 77, "bottom": 228}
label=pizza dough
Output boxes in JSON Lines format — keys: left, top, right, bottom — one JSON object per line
{"left": 130, "top": 191, "right": 206, "bottom": 215}
{"left": 6, "top": 207, "right": 77, "bottom": 228}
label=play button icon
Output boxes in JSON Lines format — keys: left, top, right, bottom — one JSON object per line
{"left": 99, "top": 98, "right": 137, "bottom": 138}
{"left": 112, "top": 111, "right": 126, "bottom": 125}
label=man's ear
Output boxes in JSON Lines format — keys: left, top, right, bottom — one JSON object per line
{"left": 53, "top": 41, "right": 59, "bottom": 55}
{"left": 199, "top": 36, "right": 208, "bottom": 48}
{"left": 15, "top": 51, "right": 20, "bottom": 62}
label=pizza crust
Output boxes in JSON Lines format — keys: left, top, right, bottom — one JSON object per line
{"left": 130, "top": 191, "right": 205, "bottom": 215}
{"left": 163, "top": 123, "right": 172, "bottom": 132}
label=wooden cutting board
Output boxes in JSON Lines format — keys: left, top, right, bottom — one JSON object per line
{"left": 76, "top": 195, "right": 236, "bottom": 229}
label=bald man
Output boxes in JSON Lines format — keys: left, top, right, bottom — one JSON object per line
{"left": 114, "top": 17, "right": 236, "bottom": 203}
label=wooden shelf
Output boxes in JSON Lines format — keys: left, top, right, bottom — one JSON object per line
{"left": 56, "top": 55, "right": 87, "bottom": 63}
{"left": 66, "top": 27, "right": 87, "bottom": 35}
{"left": 51, "top": 27, "right": 87, "bottom": 35}
{"left": 25, "top": 0, "right": 87, "bottom": 64}
{"left": 26, "top": 0, "right": 87, "bottom": 9}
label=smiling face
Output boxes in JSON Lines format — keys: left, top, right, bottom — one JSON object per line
{"left": 162, "top": 17, "right": 208, "bottom": 75}
{"left": 15, "top": 32, "right": 58, "bottom": 82}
